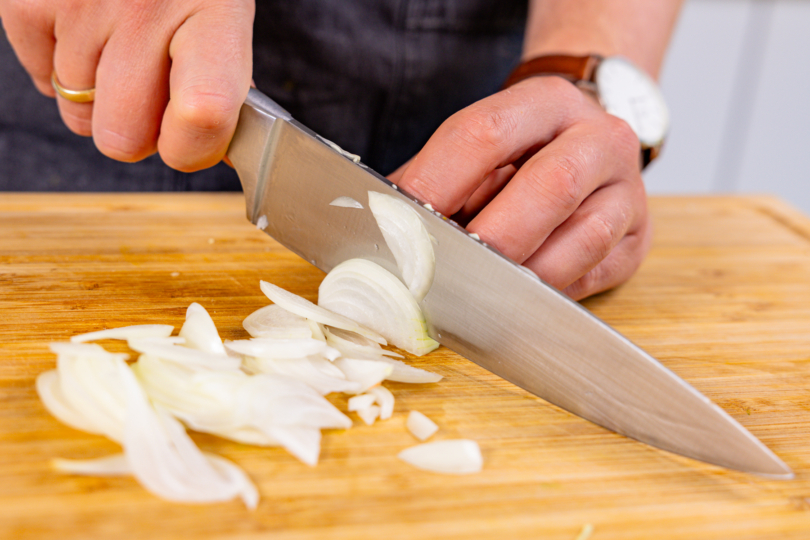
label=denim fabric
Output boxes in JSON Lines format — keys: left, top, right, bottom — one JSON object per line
{"left": 0, "top": 0, "right": 526, "bottom": 191}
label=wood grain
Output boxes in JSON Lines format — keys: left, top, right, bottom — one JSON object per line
{"left": 2, "top": 193, "right": 810, "bottom": 539}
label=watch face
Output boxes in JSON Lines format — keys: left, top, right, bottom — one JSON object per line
{"left": 595, "top": 57, "right": 669, "bottom": 147}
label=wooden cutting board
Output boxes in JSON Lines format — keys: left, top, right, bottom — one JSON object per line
{"left": 2, "top": 193, "right": 810, "bottom": 540}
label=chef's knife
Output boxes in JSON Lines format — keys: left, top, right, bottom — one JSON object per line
{"left": 227, "top": 88, "right": 793, "bottom": 478}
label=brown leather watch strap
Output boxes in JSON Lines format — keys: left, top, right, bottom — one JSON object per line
{"left": 502, "top": 54, "right": 602, "bottom": 89}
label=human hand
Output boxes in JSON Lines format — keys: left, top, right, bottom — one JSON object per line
{"left": 388, "top": 76, "right": 652, "bottom": 300}
{"left": 0, "top": 0, "right": 254, "bottom": 171}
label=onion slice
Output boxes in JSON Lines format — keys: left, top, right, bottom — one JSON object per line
{"left": 128, "top": 339, "right": 240, "bottom": 371}
{"left": 324, "top": 327, "right": 403, "bottom": 359}
{"left": 261, "top": 281, "right": 386, "bottom": 345}
{"left": 397, "top": 440, "right": 483, "bottom": 474}
{"left": 243, "top": 305, "right": 312, "bottom": 339}
{"left": 70, "top": 325, "right": 174, "bottom": 343}
{"left": 377, "top": 357, "right": 443, "bottom": 384}
{"left": 318, "top": 259, "right": 439, "bottom": 356}
{"left": 368, "top": 191, "right": 435, "bottom": 301}
{"left": 347, "top": 393, "right": 376, "bottom": 411}
{"left": 406, "top": 410, "right": 439, "bottom": 441}
{"left": 333, "top": 357, "right": 393, "bottom": 394}
{"left": 329, "top": 196, "right": 363, "bottom": 209}
{"left": 179, "top": 303, "right": 227, "bottom": 355}
{"left": 369, "top": 386, "right": 394, "bottom": 420}
{"left": 225, "top": 338, "right": 339, "bottom": 361}
{"left": 356, "top": 405, "right": 380, "bottom": 426}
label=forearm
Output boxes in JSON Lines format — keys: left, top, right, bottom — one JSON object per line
{"left": 522, "top": 0, "right": 684, "bottom": 78}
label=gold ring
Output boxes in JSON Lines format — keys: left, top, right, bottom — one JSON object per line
{"left": 51, "top": 70, "right": 95, "bottom": 103}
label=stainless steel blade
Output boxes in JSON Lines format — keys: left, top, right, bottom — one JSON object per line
{"left": 227, "top": 89, "right": 793, "bottom": 478}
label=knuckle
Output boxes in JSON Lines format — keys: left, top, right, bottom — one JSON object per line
{"left": 541, "top": 153, "right": 587, "bottom": 212}
{"left": 449, "top": 104, "right": 516, "bottom": 154}
{"left": 59, "top": 106, "right": 93, "bottom": 137}
{"left": 174, "top": 79, "right": 240, "bottom": 135}
{"left": 4, "top": 0, "right": 44, "bottom": 24}
{"left": 581, "top": 212, "right": 620, "bottom": 260}
{"left": 94, "top": 128, "right": 153, "bottom": 162}
{"left": 605, "top": 114, "right": 640, "bottom": 157}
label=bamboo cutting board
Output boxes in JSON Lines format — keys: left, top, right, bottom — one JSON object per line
{"left": 2, "top": 193, "right": 810, "bottom": 540}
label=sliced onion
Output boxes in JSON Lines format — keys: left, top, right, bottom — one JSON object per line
{"left": 377, "top": 357, "right": 443, "bottom": 384}
{"left": 128, "top": 339, "right": 240, "bottom": 371}
{"left": 333, "top": 358, "right": 393, "bottom": 394}
{"left": 179, "top": 303, "right": 227, "bottom": 355}
{"left": 347, "top": 393, "right": 375, "bottom": 412}
{"left": 309, "top": 321, "right": 327, "bottom": 342}
{"left": 324, "top": 327, "right": 403, "bottom": 359}
{"left": 243, "top": 356, "right": 361, "bottom": 395}
{"left": 36, "top": 370, "right": 103, "bottom": 435}
{"left": 70, "top": 325, "right": 174, "bottom": 343}
{"left": 369, "top": 386, "right": 394, "bottom": 420}
{"left": 225, "top": 338, "right": 339, "bottom": 360}
{"left": 52, "top": 454, "right": 130, "bottom": 476}
{"left": 329, "top": 196, "right": 363, "bottom": 209}
{"left": 406, "top": 410, "right": 438, "bottom": 441}
{"left": 356, "top": 405, "right": 380, "bottom": 426}
{"left": 318, "top": 259, "right": 439, "bottom": 356}
{"left": 242, "top": 305, "right": 312, "bottom": 339}
{"left": 261, "top": 281, "right": 386, "bottom": 345}
{"left": 368, "top": 191, "right": 435, "bottom": 301}
{"left": 397, "top": 440, "right": 482, "bottom": 474}
{"left": 121, "top": 362, "right": 258, "bottom": 508}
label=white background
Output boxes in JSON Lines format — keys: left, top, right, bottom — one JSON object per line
{"left": 645, "top": 0, "right": 810, "bottom": 213}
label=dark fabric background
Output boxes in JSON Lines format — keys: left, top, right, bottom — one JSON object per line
{"left": 0, "top": 0, "right": 525, "bottom": 192}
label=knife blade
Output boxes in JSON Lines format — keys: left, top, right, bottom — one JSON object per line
{"left": 227, "top": 88, "right": 793, "bottom": 479}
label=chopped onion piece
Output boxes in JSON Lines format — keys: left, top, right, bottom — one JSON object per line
{"left": 243, "top": 305, "right": 312, "bottom": 339}
{"left": 333, "top": 358, "right": 393, "bottom": 394}
{"left": 70, "top": 325, "right": 174, "bottom": 343}
{"left": 121, "top": 363, "right": 258, "bottom": 509}
{"left": 356, "top": 405, "right": 380, "bottom": 426}
{"left": 369, "top": 386, "right": 394, "bottom": 420}
{"left": 406, "top": 411, "right": 439, "bottom": 441}
{"left": 225, "top": 338, "right": 339, "bottom": 360}
{"left": 256, "top": 215, "right": 268, "bottom": 230}
{"left": 397, "top": 440, "right": 482, "bottom": 475}
{"left": 575, "top": 524, "right": 595, "bottom": 540}
{"left": 347, "top": 393, "right": 375, "bottom": 412}
{"left": 52, "top": 454, "right": 130, "bottom": 476}
{"left": 179, "top": 303, "right": 227, "bottom": 355}
{"left": 318, "top": 259, "right": 439, "bottom": 356}
{"left": 243, "top": 356, "right": 361, "bottom": 395}
{"left": 128, "top": 339, "right": 240, "bottom": 371}
{"left": 368, "top": 191, "right": 435, "bottom": 301}
{"left": 377, "top": 357, "right": 443, "bottom": 384}
{"left": 261, "top": 280, "right": 386, "bottom": 345}
{"left": 468, "top": 232, "right": 480, "bottom": 241}
{"left": 309, "top": 321, "right": 327, "bottom": 342}
{"left": 329, "top": 196, "right": 364, "bottom": 209}
{"left": 324, "top": 327, "right": 403, "bottom": 359}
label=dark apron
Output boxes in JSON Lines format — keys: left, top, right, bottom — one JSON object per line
{"left": 0, "top": 0, "right": 525, "bottom": 191}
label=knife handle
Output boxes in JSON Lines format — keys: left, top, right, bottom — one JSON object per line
{"left": 227, "top": 89, "right": 293, "bottom": 222}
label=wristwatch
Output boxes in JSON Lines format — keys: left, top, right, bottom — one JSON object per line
{"left": 502, "top": 54, "right": 669, "bottom": 169}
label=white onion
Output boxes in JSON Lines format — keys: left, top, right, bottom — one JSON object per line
{"left": 128, "top": 339, "right": 240, "bottom": 371}
{"left": 121, "top": 363, "right": 258, "bottom": 509}
{"left": 356, "top": 405, "right": 381, "bottom": 426}
{"left": 369, "top": 386, "right": 394, "bottom": 420}
{"left": 256, "top": 215, "right": 268, "bottom": 230}
{"left": 347, "top": 393, "right": 375, "bottom": 412}
{"left": 397, "top": 440, "right": 482, "bottom": 474}
{"left": 70, "top": 325, "right": 174, "bottom": 343}
{"left": 318, "top": 259, "right": 439, "bottom": 356}
{"left": 406, "top": 410, "right": 439, "bottom": 441}
{"left": 324, "top": 327, "right": 403, "bottom": 359}
{"left": 179, "top": 303, "right": 227, "bottom": 355}
{"left": 225, "top": 338, "right": 339, "bottom": 360}
{"left": 368, "top": 191, "right": 435, "bottom": 301}
{"left": 243, "top": 356, "right": 361, "bottom": 395}
{"left": 329, "top": 196, "right": 364, "bottom": 209}
{"left": 333, "top": 357, "right": 393, "bottom": 394}
{"left": 377, "top": 357, "right": 443, "bottom": 384}
{"left": 242, "top": 305, "right": 312, "bottom": 339}
{"left": 261, "top": 280, "right": 386, "bottom": 345}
